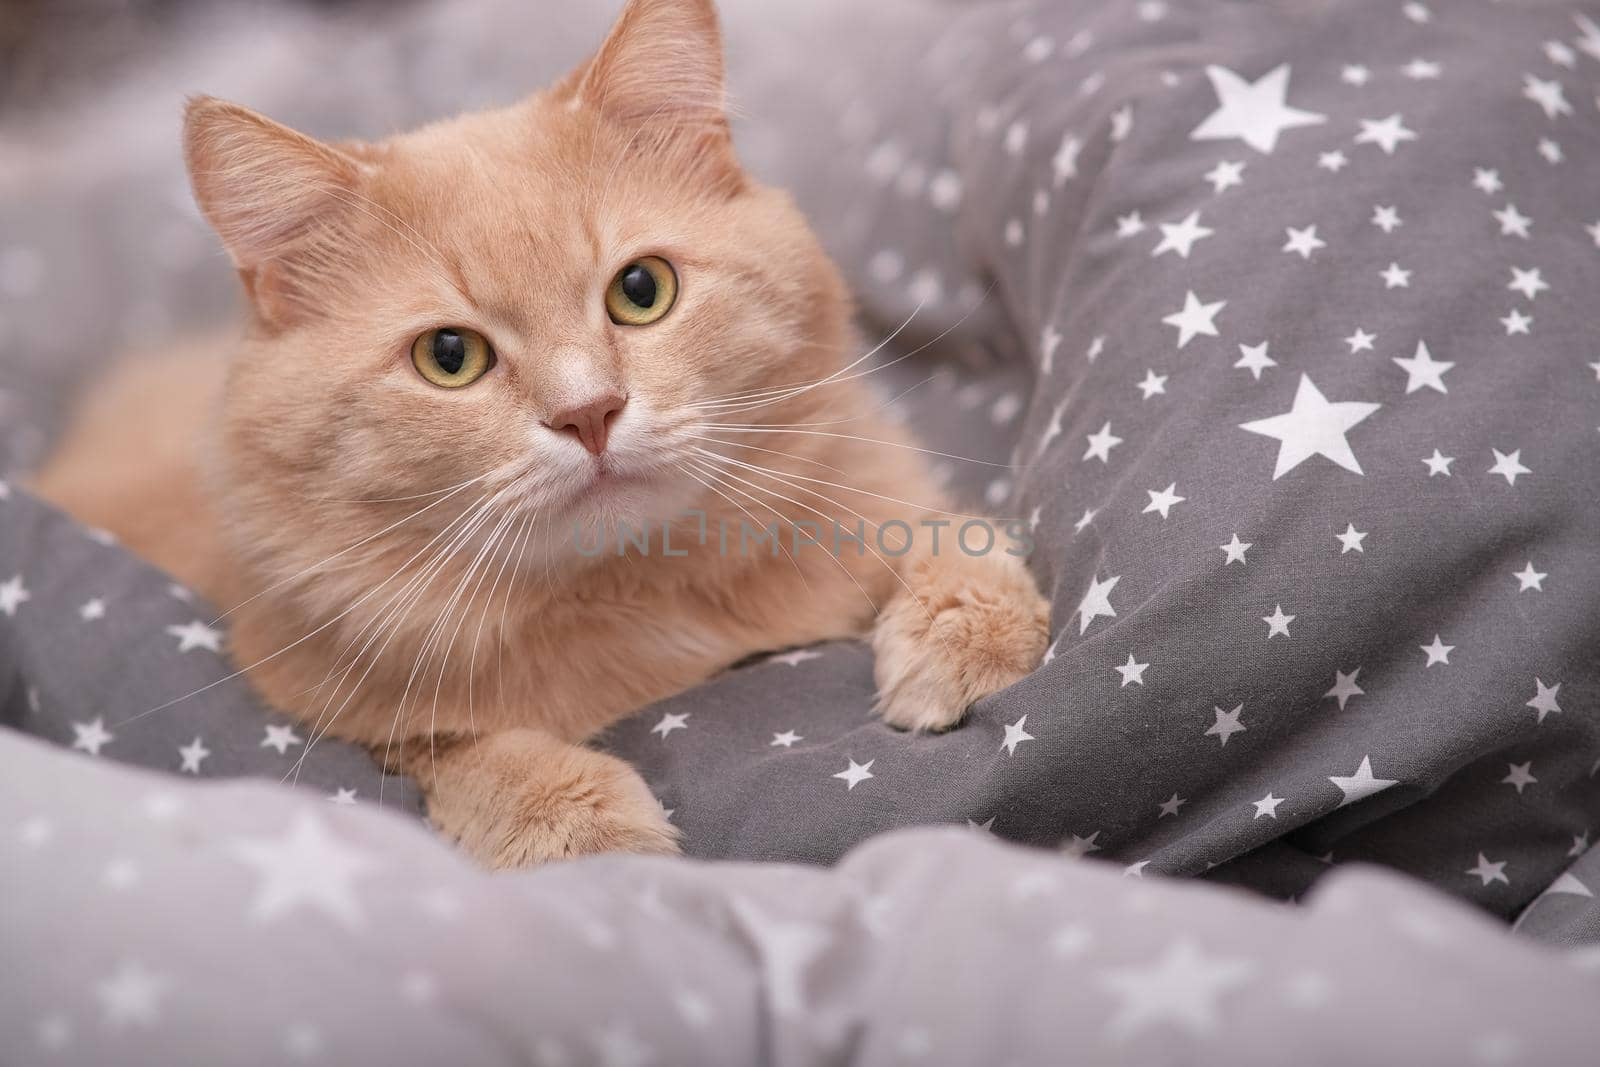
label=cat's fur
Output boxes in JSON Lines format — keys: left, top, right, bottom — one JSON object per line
{"left": 35, "top": 0, "right": 1048, "bottom": 867}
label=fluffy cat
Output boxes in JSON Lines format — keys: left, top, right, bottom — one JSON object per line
{"left": 35, "top": 0, "right": 1048, "bottom": 867}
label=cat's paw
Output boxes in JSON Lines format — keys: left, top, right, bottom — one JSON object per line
{"left": 871, "top": 553, "right": 1049, "bottom": 732}
{"left": 424, "top": 734, "right": 681, "bottom": 869}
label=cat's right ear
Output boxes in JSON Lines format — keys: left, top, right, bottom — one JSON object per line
{"left": 183, "top": 96, "right": 369, "bottom": 326}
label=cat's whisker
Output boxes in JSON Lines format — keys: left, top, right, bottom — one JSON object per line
{"left": 208, "top": 468, "right": 497, "bottom": 624}
{"left": 690, "top": 425, "right": 1017, "bottom": 470}
{"left": 681, "top": 434, "right": 850, "bottom": 476}
{"left": 689, "top": 445, "right": 1007, "bottom": 522}
{"left": 289, "top": 488, "right": 521, "bottom": 784}
{"left": 675, "top": 462, "right": 809, "bottom": 585}
{"left": 492, "top": 512, "right": 538, "bottom": 736}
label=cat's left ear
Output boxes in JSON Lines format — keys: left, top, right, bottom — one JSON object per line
{"left": 559, "top": 0, "right": 742, "bottom": 192}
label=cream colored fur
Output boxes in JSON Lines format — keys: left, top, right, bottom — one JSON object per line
{"left": 35, "top": 0, "right": 1048, "bottom": 868}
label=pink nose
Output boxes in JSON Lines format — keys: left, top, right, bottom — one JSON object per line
{"left": 545, "top": 392, "right": 626, "bottom": 455}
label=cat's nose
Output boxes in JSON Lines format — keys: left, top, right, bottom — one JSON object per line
{"left": 544, "top": 392, "right": 627, "bottom": 455}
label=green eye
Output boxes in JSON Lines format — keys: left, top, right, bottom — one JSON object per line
{"left": 605, "top": 256, "right": 678, "bottom": 326}
{"left": 411, "top": 327, "right": 493, "bottom": 388}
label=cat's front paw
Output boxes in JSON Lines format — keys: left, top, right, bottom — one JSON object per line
{"left": 423, "top": 732, "right": 681, "bottom": 869}
{"left": 871, "top": 554, "right": 1049, "bottom": 732}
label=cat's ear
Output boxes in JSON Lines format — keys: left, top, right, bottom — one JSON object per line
{"left": 560, "top": 0, "right": 741, "bottom": 190}
{"left": 183, "top": 96, "right": 370, "bottom": 326}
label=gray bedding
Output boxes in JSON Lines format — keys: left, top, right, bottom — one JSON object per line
{"left": 2, "top": 0, "right": 1598, "bottom": 1060}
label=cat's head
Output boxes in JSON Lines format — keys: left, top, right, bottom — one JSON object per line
{"left": 183, "top": 0, "right": 852, "bottom": 589}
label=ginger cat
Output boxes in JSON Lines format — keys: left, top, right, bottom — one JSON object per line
{"left": 36, "top": 0, "right": 1048, "bottom": 867}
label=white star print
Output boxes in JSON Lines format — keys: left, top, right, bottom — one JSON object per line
{"left": 1402, "top": 57, "right": 1441, "bottom": 79}
{"left": 1500, "top": 309, "right": 1532, "bottom": 335}
{"left": 1123, "top": 860, "right": 1151, "bottom": 878}
{"left": 178, "top": 736, "right": 209, "bottom": 774}
{"left": 1083, "top": 422, "right": 1124, "bottom": 463}
{"left": 1262, "top": 605, "right": 1294, "bottom": 639}
{"left": 1354, "top": 113, "right": 1416, "bottom": 154}
{"left": 1371, "top": 205, "right": 1402, "bottom": 233}
{"left": 329, "top": 787, "right": 358, "bottom": 806}
{"left": 166, "top": 619, "right": 223, "bottom": 653}
{"left": 1501, "top": 762, "right": 1537, "bottom": 794}
{"left": 1513, "top": 562, "right": 1546, "bottom": 592}
{"left": 1393, "top": 340, "right": 1453, "bottom": 394}
{"left": 1098, "top": 941, "right": 1255, "bottom": 1037}
{"left": 1578, "top": 13, "right": 1600, "bottom": 61}
{"left": 1316, "top": 150, "right": 1348, "bottom": 172}
{"left": 833, "top": 758, "right": 875, "bottom": 790}
{"left": 1492, "top": 203, "right": 1531, "bottom": 238}
{"left": 1073, "top": 508, "right": 1098, "bottom": 534}
{"left": 1329, "top": 755, "right": 1398, "bottom": 807}
{"left": 770, "top": 648, "right": 822, "bottom": 667}
{"left": 1190, "top": 64, "right": 1326, "bottom": 153}
{"left": 1235, "top": 341, "right": 1276, "bottom": 379}
{"left": 1465, "top": 853, "right": 1509, "bottom": 887}
{"left": 1136, "top": 369, "right": 1168, "bottom": 399}
{"left": 1076, "top": 574, "right": 1120, "bottom": 634}
{"left": 1158, "top": 793, "right": 1186, "bottom": 817}
{"left": 1110, "top": 105, "right": 1134, "bottom": 142}
{"left": 97, "top": 961, "right": 169, "bottom": 1027}
{"left": 1162, "top": 290, "right": 1225, "bottom": 348}
{"left": 1522, "top": 74, "right": 1573, "bottom": 119}
{"left": 1252, "top": 793, "right": 1284, "bottom": 818}
{"left": 1543, "top": 40, "right": 1576, "bottom": 67}
{"left": 1323, "top": 668, "right": 1364, "bottom": 709}
{"left": 1203, "top": 159, "right": 1246, "bottom": 193}
{"left": 1142, "top": 483, "right": 1185, "bottom": 519}
{"left": 1344, "top": 328, "right": 1376, "bottom": 353}
{"left": 1507, "top": 266, "right": 1548, "bottom": 300}
{"left": 1335, "top": 523, "right": 1368, "bottom": 554}
{"left": 1115, "top": 211, "right": 1146, "bottom": 238}
{"left": 1282, "top": 225, "right": 1325, "bottom": 258}
{"left": 1526, "top": 678, "right": 1562, "bottom": 723}
{"left": 71, "top": 717, "right": 114, "bottom": 756}
{"left": 1052, "top": 133, "right": 1082, "bottom": 187}
{"left": 1062, "top": 831, "right": 1102, "bottom": 858}
{"left": 1206, "top": 703, "right": 1246, "bottom": 746}
{"left": 261, "top": 723, "right": 304, "bottom": 755}
{"left": 1220, "top": 534, "right": 1252, "bottom": 565}
{"left": 0, "top": 574, "right": 30, "bottom": 616}
{"left": 770, "top": 730, "right": 802, "bottom": 748}
{"left": 1422, "top": 449, "right": 1454, "bottom": 476}
{"left": 79, "top": 598, "right": 106, "bottom": 621}
{"left": 1000, "top": 715, "right": 1035, "bottom": 756}
{"left": 1570, "top": 831, "right": 1590, "bottom": 859}
{"left": 1537, "top": 137, "right": 1562, "bottom": 164}
{"left": 1379, "top": 262, "right": 1411, "bottom": 288}
{"left": 1471, "top": 167, "right": 1503, "bottom": 194}
{"left": 1152, "top": 211, "right": 1214, "bottom": 258}
{"left": 1239, "top": 375, "right": 1381, "bottom": 479}
{"left": 651, "top": 712, "right": 689, "bottom": 739}
{"left": 1341, "top": 64, "right": 1370, "bottom": 86}
{"left": 1420, "top": 635, "right": 1454, "bottom": 666}
{"left": 231, "top": 814, "right": 377, "bottom": 927}
{"left": 1115, "top": 654, "right": 1149, "bottom": 687}
{"left": 1487, "top": 448, "right": 1531, "bottom": 484}
{"left": 1040, "top": 324, "right": 1063, "bottom": 374}
{"left": 1086, "top": 336, "right": 1106, "bottom": 362}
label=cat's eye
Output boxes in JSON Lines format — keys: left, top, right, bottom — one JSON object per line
{"left": 411, "top": 327, "right": 494, "bottom": 388}
{"left": 605, "top": 256, "right": 678, "bottom": 326}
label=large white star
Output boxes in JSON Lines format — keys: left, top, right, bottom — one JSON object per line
{"left": 1219, "top": 534, "right": 1251, "bottom": 565}
{"left": 1465, "top": 853, "right": 1509, "bottom": 887}
{"left": 1239, "top": 375, "right": 1380, "bottom": 479}
{"left": 1493, "top": 203, "right": 1531, "bottom": 238}
{"left": 1329, "top": 755, "right": 1397, "bottom": 807}
{"left": 1393, "top": 341, "right": 1453, "bottom": 394}
{"left": 1420, "top": 634, "right": 1454, "bottom": 666}
{"left": 1507, "top": 266, "right": 1549, "bottom": 300}
{"left": 230, "top": 814, "right": 377, "bottom": 928}
{"left": 1522, "top": 74, "right": 1573, "bottom": 119}
{"left": 1098, "top": 941, "right": 1255, "bottom": 1037}
{"left": 1189, "top": 64, "right": 1326, "bottom": 153}
{"left": 1262, "top": 605, "right": 1294, "bottom": 639}
{"left": 1115, "top": 654, "right": 1149, "bottom": 687}
{"left": 178, "top": 736, "right": 210, "bottom": 774}
{"left": 261, "top": 723, "right": 304, "bottom": 755}
{"left": 1335, "top": 523, "right": 1368, "bottom": 554}
{"left": 1162, "top": 290, "right": 1226, "bottom": 348}
{"left": 1513, "top": 562, "right": 1546, "bottom": 592}
{"left": 1076, "top": 575, "right": 1121, "bottom": 634}
{"left": 1252, "top": 793, "right": 1284, "bottom": 819}
{"left": 1488, "top": 448, "right": 1531, "bottom": 484}
{"left": 1282, "top": 225, "right": 1325, "bottom": 259}
{"left": 1083, "top": 422, "right": 1124, "bottom": 463}
{"left": 1142, "top": 483, "right": 1186, "bottom": 519}
{"left": 1234, "top": 341, "right": 1276, "bottom": 379}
